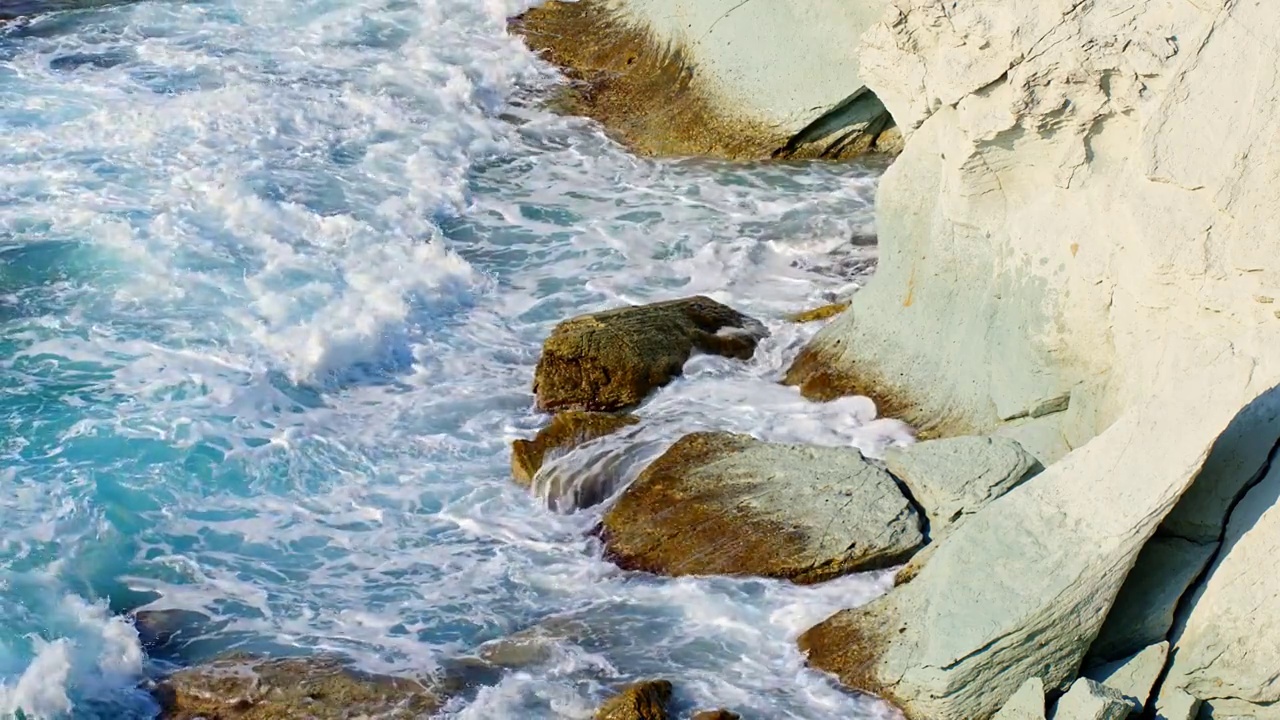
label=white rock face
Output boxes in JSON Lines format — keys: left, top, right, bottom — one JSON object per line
{"left": 792, "top": 0, "right": 1280, "bottom": 458}
{"left": 993, "top": 677, "right": 1046, "bottom": 720}
{"left": 1162, "top": 457, "right": 1280, "bottom": 718}
{"left": 606, "top": 0, "right": 892, "bottom": 142}
{"left": 1085, "top": 642, "right": 1168, "bottom": 715}
{"left": 788, "top": 0, "right": 1280, "bottom": 716}
{"left": 798, "top": 361, "right": 1271, "bottom": 720}
{"left": 885, "top": 435, "right": 1038, "bottom": 538}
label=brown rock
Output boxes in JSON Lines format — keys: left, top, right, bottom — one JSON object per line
{"left": 509, "top": 2, "right": 894, "bottom": 162}
{"left": 787, "top": 303, "right": 850, "bottom": 323}
{"left": 692, "top": 710, "right": 741, "bottom": 720}
{"left": 511, "top": 411, "right": 639, "bottom": 485}
{"left": 599, "top": 432, "right": 923, "bottom": 584}
{"left": 152, "top": 653, "right": 447, "bottom": 719}
{"left": 595, "top": 680, "right": 673, "bottom": 720}
{"left": 533, "top": 296, "right": 764, "bottom": 413}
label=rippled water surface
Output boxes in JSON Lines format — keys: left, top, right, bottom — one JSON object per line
{"left": 0, "top": 0, "right": 899, "bottom": 717}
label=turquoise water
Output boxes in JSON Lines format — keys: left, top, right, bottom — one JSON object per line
{"left": 0, "top": 0, "right": 901, "bottom": 717}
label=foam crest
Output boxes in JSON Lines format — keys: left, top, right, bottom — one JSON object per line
{"left": 0, "top": 597, "right": 145, "bottom": 719}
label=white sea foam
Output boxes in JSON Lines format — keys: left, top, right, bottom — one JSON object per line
{"left": 0, "top": 0, "right": 903, "bottom": 716}
{"left": 0, "top": 597, "right": 144, "bottom": 719}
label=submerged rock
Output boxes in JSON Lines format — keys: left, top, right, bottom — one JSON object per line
{"left": 600, "top": 432, "right": 923, "bottom": 584}
{"left": 787, "top": 303, "right": 849, "bottom": 323}
{"left": 1051, "top": 679, "right": 1129, "bottom": 720}
{"left": 132, "top": 609, "right": 220, "bottom": 655}
{"left": 991, "top": 677, "right": 1046, "bottom": 720}
{"left": 511, "top": 0, "right": 896, "bottom": 161}
{"left": 594, "top": 680, "right": 673, "bottom": 720}
{"left": 691, "top": 711, "right": 740, "bottom": 720}
{"left": 797, "top": 366, "right": 1264, "bottom": 720}
{"left": 884, "top": 435, "right": 1038, "bottom": 539}
{"left": 511, "top": 411, "right": 640, "bottom": 485}
{"left": 533, "top": 296, "right": 764, "bottom": 413}
{"left": 152, "top": 653, "right": 447, "bottom": 719}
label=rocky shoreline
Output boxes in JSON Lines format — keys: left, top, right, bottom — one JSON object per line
{"left": 124, "top": 0, "right": 1280, "bottom": 718}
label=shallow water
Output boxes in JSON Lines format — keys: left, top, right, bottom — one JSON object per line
{"left": 0, "top": 0, "right": 902, "bottom": 717}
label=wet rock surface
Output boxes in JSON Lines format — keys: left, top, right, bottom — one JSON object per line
{"left": 511, "top": 411, "right": 640, "bottom": 486}
{"left": 152, "top": 653, "right": 448, "bottom": 719}
{"left": 533, "top": 296, "right": 764, "bottom": 413}
{"left": 594, "top": 679, "right": 673, "bottom": 720}
{"left": 600, "top": 432, "right": 923, "bottom": 584}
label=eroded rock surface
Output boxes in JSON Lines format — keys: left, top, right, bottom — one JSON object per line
{"left": 1086, "top": 537, "right": 1213, "bottom": 663}
{"left": 153, "top": 653, "right": 447, "bottom": 719}
{"left": 533, "top": 296, "right": 764, "bottom": 413}
{"left": 601, "top": 432, "right": 923, "bottom": 584}
{"left": 885, "top": 436, "right": 1038, "bottom": 539}
{"left": 1084, "top": 642, "right": 1167, "bottom": 715}
{"left": 797, "top": 365, "right": 1266, "bottom": 720}
{"left": 594, "top": 680, "right": 672, "bottom": 720}
{"left": 1161, "top": 454, "right": 1280, "bottom": 718}
{"left": 1051, "top": 679, "right": 1129, "bottom": 720}
{"left": 512, "top": 0, "right": 896, "bottom": 161}
{"left": 511, "top": 411, "right": 639, "bottom": 485}
{"left": 992, "top": 677, "right": 1045, "bottom": 720}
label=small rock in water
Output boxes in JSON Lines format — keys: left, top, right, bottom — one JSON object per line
{"left": 152, "top": 653, "right": 448, "bottom": 719}
{"left": 787, "top": 302, "right": 849, "bottom": 323}
{"left": 511, "top": 411, "right": 640, "bottom": 485}
{"left": 1050, "top": 678, "right": 1130, "bottom": 720}
{"left": 131, "top": 609, "right": 219, "bottom": 654}
{"left": 691, "top": 710, "right": 741, "bottom": 720}
{"left": 600, "top": 432, "right": 923, "bottom": 583}
{"left": 533, "top": 296, "right": 765, "bottom": 413}
{"left": 594, "top": 680, "right": 673, "bottom": 720}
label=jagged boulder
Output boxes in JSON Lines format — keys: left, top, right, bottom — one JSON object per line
{"left": 797, "top": 363, "right": 1267, "bottom": 720}
{"left": 1084, "top": 642, "right": 1168, "bottom": 715}
{"left": 1051, "top": 679, "right": 1129, "bottom": 720}
{"left": 600, "top": 432, "right": 923, "bottom": 584}
{"left": 885, "top": 436, "right": 1038, "bottom": 539}
{"left": 594, "top": 680, "right": 672, "bottom": 720}
{"left": 511, "top": 411, "right": 639, "bottom": 485}
{"left": 152, "top": 654, "right": 447, "bottom": 719}
{"left": 533, "top": 296, "right": 764, "bottom": 413}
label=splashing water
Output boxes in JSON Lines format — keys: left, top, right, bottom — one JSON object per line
{"left": 0, "top": 0, "right": 906, "bottom": 716}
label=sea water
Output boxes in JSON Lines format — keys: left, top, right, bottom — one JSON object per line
{"left": 0, "top": 0, "right": 906, "bottom": 717}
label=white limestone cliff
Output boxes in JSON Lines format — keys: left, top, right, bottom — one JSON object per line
{"left": 788, "top": 0, "right": 1280, "bottom": 462}
{"left": 791, "top": 0, "right": 1280, "bottom": 717}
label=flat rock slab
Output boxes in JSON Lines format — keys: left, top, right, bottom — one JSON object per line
{"left": 533, "top": 296, "right": 765, "bottom": 413}
{"left": 595, "top": 680, "right": 673, "bottom": 720}
{"left": 153, "top": 653, "right": 446, "bottom": 719}
{"left": 885, "top": 435, "right": 1038, "bottom": 538}
{"left": 601, "top": 432, "right": 923, "bottom": 584}
{"left": 1052, "top": 679, "right": 1130, "bottom": 720}
{"left": 511, "top": 411, "right": 640, "bottom": 485}
{"left": 1085, "top": 642, "right": 1168, "bottom": 714}
{"left": 993, "top": 677, "right": 1046, "bottom": 720}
